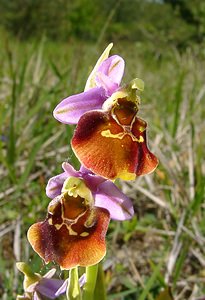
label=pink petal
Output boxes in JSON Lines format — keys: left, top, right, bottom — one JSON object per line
{"left": 96, "top": 72, "right": 118, "bottom": 96}
{"left": 43, "top": 268, "right": 56, "bottom": 279}
{"left": 55, "top": 279, "right": 68, "bottom": 297}
{"left": 94, "top": 181, "right": 134, "bottom": 220}
{"left": 62, "top": 162, "right": 79, "bottom": 177}
{"left": 46, "top": 172, "right": 67, "bottom": 199}
{"left": 36, "top": 278, "right": 65, "bottom": 299}
{"left": 96, "top": 55, "right": 125, "bottom": 87}
{"left": 53, "top": 87, "right": 106, "bottom": 124}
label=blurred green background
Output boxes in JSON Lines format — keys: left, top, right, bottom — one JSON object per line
{"left": 1, "top": 0, "right": 205, "bottom": 49}
{"left": 0, "top": 0, "right": 205, "bottom": 299}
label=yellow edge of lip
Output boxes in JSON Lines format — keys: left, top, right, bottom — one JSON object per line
{"left": 117, "top": 171, "right": 136, "bottom": 181}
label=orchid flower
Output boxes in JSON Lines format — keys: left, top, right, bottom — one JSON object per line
{"left": 16, "top": 263, "right": 65, "bottom": 300}
{"left": 28, "top": 187, "right": 110, "bottom": 270}
{"left": 46, "top": 162, "right": 134, "bottom": 220}
{"left": 71, "top": 79, "right": 159, "bottom": 180}
{"left": 53, "top": 43, "right": 125, "bottom": 124}
{"left": 27, "top": 163, "right": 134, "bottom": 269}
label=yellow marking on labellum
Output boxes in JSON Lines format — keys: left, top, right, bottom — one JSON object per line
{"left": 101, "top": 129, "right": 144, "bottom": 143}
{"left": 67, "top": 226, "right": 78, "bottom": 236}
{"left": 48, "top": 218, "right": 53, "bottom": 225}
{"left": 54, "top": 223, "right": 63, "bottom": 230}
{"left": 138, "top": 126, "right": 145, "bottom": 132}
{"left": 102, "top": 107, "right": 145, "bottom": 143}
{"left": 101, "top": 130, "right": 124, "bottom": 139}
{"left": 80, "top": 232, "right": 89, "bottom": 237}
{"left": 118, "top": 171, "right": 136, "bottom": 181}
{"left": 53, "top": 221, "right": 78, "bottom": 236}
{"left": 133, "top": 135, "right": 144, "bottom": 143}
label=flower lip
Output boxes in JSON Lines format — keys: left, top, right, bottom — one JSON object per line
{"left": 71, "top": 96, "right": 158, "bottom": 181}
{"left": 27, "top": 191, "right": 110, "bottom": 269}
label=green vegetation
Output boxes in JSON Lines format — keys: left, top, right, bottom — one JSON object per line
{"left": 0, "top": 0, "right": 205, "bottom": 299}
{"left": 1, "top": 0, "right": 205, "bottom": 49}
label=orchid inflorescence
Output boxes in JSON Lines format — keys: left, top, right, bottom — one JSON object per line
{"left": 17, "top": 44, "right": 158, "bottom": 300}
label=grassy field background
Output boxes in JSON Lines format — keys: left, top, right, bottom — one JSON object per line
{"left": 0, "top": 33, "right": 205, "bottom": 299}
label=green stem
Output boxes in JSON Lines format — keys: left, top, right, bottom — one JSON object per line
{"left": 67, "top": 267, "right": 82, "bottom": 300}
{"left": 83, "top": 264, "right": 99, "bottom": 300}
{"left": 94, "top": 262, "right": 107, "bottom": 300}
